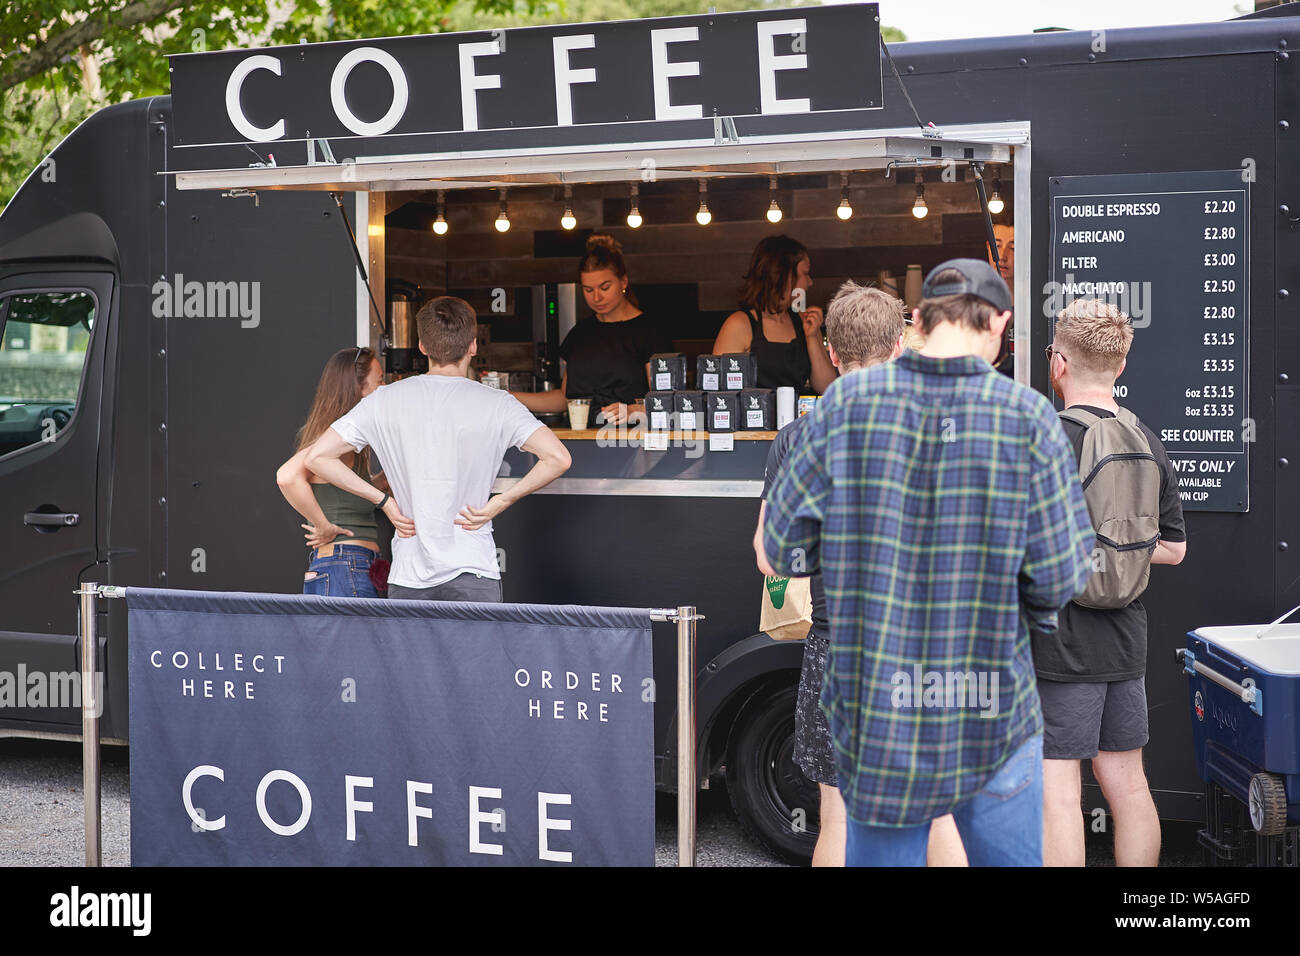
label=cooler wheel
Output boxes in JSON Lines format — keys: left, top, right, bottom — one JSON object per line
{"left": 1248, "top": 772, "right": 1289, "bottom": 835}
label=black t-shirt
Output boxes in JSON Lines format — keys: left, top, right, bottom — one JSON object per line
{"left": 1031, "top": 405, "right": 1187, "bottom": 682}
{"left": 761, "top": 414, "right": 829, "bottom": 634}
{"left": 559, "top": 313, "right": 671, "bottom": 409}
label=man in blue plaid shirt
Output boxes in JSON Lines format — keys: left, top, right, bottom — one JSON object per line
{"left": 758, "top": 260, "right": 1094, "bottom": 866}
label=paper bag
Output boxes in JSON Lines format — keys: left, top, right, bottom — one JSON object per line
{"left": 760, "top": 574, "right": 813, "bottom": 641}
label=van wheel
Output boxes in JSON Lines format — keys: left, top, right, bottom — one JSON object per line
{"left": 1247, "top": 772, "right": 1289, "bottom": 835}
{"left": 725, "top": 682, "right": 820, "bottom": 866}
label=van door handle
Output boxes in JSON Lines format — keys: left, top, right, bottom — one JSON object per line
{"left": 24, "top": 511, "right": 80, "bottom": 528}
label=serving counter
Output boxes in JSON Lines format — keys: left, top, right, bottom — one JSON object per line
{"left": 491, "top": 426, "right": 793, "bottom": 791}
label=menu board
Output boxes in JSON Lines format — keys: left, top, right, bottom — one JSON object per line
{"left": 1049, "top": 170, "right": 1250, "bottom": 512}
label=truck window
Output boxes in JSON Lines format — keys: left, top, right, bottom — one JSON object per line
{"left": 0, "top": 290, "right": 95, "bottom": 457}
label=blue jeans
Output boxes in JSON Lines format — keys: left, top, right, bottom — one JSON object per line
{"left": 303, "top": 544, "right": 379, "bottom": 598}
{"left": 844, "top": 734, "right": 1043, "bottom": 867}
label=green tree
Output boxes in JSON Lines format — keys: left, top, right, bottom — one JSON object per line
{"left": 0, "top": 0, "right": 529, "bottom": 206}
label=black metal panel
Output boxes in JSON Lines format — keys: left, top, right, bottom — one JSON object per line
{"left": 158, "top": 166, "right": 357, "bottom": 596}
{"left": 493, "top": 490, "right": 763, "bottom": 758}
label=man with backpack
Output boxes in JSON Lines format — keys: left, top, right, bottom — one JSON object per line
{"left": 1037, "top": 298, "right": 1187, "bottom": 867}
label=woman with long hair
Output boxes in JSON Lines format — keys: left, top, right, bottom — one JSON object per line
{"left": 513, "top": 233, "right": 669, "bottom": 426}
{"left": 276, "top": 346, "right": 387, "bottom": 597}
{"left": 711, "top": 235, "right": 837, "bottom": 394}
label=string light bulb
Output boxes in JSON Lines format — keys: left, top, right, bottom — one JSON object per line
{"left": 432, "top": 189, "right": 448, "bottom": 235}
{"left": 836, "top": 172, "right": 853, "bottom": 221}
{"left": 495, "top": 188, "right": 511, "bottom": 232}
{"left": 911, "top": 170, "right": 928, "bottom": 220}
{"left": 560, "top": 184, "right": 576, "bottom": 230}
{"left": 987, "top": 176, "right": 1005, "bottom": 215}
{"left": 627, "top": 183, "right": 643, "bottom": 228}
{"left": 695, "top": 179, "right": 711, "bottom": 226}
{"left": 766, "top": 175, "right": 782, "bottom": 223}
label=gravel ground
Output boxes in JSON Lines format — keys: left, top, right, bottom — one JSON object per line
{"left": 0, "top": 739, "right": 1205, "bottom": 867}
{"left": 0, "top": 740, "right": 131, "bottom": 867}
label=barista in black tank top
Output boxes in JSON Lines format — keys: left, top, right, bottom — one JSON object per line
{"left": 746, "top": 308, "right": 812, "bottom": 390}
{"left": 711, "top": 235, "right": 838, "bottom": 394}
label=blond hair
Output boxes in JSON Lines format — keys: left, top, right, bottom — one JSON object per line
{"left": 1053, "top": 298, "right": 1133, "bottom": 381}
{"left": 825, "top": 281, "right": 906, "bottom": 368}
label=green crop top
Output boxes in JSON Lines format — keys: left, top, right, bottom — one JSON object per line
{"left": 310, "top": 482, "right": 379, "bottom": 544}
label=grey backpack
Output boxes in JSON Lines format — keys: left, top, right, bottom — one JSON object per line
{"left": 1059, "top": 406, "right": 1162, "bottom": 609}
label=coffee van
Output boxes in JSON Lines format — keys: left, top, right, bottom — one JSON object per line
{"left": 1, "top": 2, "right": 1296, "bottom": 863}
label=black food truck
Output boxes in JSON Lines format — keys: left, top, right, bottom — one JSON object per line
{"left": 1, "top": 2, "right": 1297, "bottom": 864}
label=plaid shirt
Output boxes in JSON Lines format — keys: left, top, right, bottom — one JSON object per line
{"left": 763, "top": 352, "right": 1094, "bottom": 827}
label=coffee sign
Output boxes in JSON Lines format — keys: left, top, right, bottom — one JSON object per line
{"left": 169, "top": 4, "right": 882, "bottom": 155}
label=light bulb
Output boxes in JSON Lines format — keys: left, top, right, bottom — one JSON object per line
{"left": 765, "top": 175, "right": 782, "bottom": 223}
{"left": 561, "top": 207, "right": 576, "bottom": 230}
{"left": 495, "top": 189, "right": 510, "bottom": 232}
{"left": 912, "top": 195, "right": 928, "bottom": 219}
{"left": 627, "top": 207, "right": 643, "bottom": 228}
{"left": 836, "top": 197, "right": 853, "bottom": 221}
{"left": 696, "top": 204, "right": 712, "bottom": 226}
{"left": 988, "top": 192, "right": 1005, "bottom": 215}
{"left": 432, "top": 190, "right": 449, "bottom": 235}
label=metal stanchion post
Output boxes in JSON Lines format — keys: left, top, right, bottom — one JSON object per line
{"left": 676, "top": 604, "right": 697, "bottom": 868}
{"left": 79, "top": 582, "right": 101, "bottom": 868}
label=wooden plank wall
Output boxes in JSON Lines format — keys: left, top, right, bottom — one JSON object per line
{"left": 384, "top": 166, "right": 1012, "bottom": 372}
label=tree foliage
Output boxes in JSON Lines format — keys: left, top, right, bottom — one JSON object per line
{"left": 0, "top": 1, "right": 904, "bottom": 207}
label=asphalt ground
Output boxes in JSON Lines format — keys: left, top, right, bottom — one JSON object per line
{"left": 0, "top": 738, "right": 1207, "bottom": 868}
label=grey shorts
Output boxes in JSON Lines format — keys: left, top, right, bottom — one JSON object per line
{"left": 388, "top": 573, "right": 503, "bottom": 603}
{"left": 795, "top": 630, "right": 837, "bottom": 786}
{"left": 1037, "top": 676, "right": 1149, "bottom": 760}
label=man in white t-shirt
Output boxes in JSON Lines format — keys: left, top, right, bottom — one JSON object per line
{"left": 306, "top": 296, "right": 572, "bottom": 602}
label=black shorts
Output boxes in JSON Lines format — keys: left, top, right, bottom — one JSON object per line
{"left": 795, "top": 630, "right": 837, "bottom": 786}
{"left": 1037, "top": 676, "right": 1149, "bottom": 760}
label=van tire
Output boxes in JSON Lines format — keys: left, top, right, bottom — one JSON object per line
{"left": 725, "top": 682, "right": 819, "bottom": 866}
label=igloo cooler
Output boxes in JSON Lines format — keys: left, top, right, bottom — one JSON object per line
{"left": 1180, "top": 616, "right": 1300, "bottom": 835}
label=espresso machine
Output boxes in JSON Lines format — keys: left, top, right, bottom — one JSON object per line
{"left": 385, "top": 279, "right": 428, "bottom": 378}
{"left": 530, "top": 283, "right": 576, "bottom": 423}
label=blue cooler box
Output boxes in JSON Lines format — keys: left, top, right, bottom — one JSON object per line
{"left": 1182, "top": 623, "right": 1300, "bottom": 834}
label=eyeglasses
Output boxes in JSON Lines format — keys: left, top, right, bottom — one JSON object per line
{"left": 1044, "top": 345, "right": 1067, "bottom": 363}
{"left": 353, "top": 346, "right": 369, "bottom": 367}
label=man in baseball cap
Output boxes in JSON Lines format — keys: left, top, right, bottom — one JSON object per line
{"left": 759, "top": 255, "right": 1094, "bottom": 866}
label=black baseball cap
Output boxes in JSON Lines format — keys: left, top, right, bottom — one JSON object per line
{"left": 921, "top": 258, "right": 1012, "bottom": 313}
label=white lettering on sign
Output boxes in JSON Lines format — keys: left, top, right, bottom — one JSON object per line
{"left": 183, "top": 764, "right": 226, "bottom": 831}
{"left": 757, "top": 19, "right": 811, "bottom": 115}
{"left": 458, "top": 41, "right": 502, "bottom": 132}
{"left": 469, "top": 786, "right": 505, "bottom": 855}
{"left": 553, "top": 34, "right": 598, "bottom": 126}
{"left": 330, "top": 47, "right": 409, "bottom": 136}
{"left": 538, "top": 792, "right": 573, "bottom": 863}
{"left": 345, "top": 775, "right": 374, "bottom": 842}
{"left": 225, "top": 55, "right": 285, "bottom": 142}
{"left": 650, "top": 27, "right": 703, "bottom": 120}
{"left": 407, "top": 780, "right": 434, "bottom": 846}
{"left": 255, "top": 769, "right": 312, "bottom": 836}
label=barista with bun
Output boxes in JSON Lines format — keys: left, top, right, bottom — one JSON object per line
{"left": 513, "top": 234, "right": 670, "bottom": 426}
